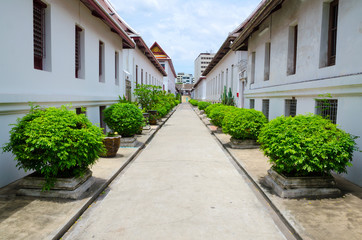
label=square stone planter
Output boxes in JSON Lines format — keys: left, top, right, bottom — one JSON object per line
{"left": 100, "top": 136, "right": 121, "bottom": 158}
{"left": 229, "top": 137, "right": 260, "bottom": 149}
{"left": 17, "top": 169, "right": 94, "bottom": 199}
{"left": 264, "top": 168, "right": 341, "bottom": 198}
{"left": 120, "top": 136, "right": 138, "bottom": 147}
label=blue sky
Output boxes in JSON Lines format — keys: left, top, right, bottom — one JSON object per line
{"left": 111, "top": 0, "right": 261, "bottom": 75}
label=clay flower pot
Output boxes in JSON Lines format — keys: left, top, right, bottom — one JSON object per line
{"left": 101, "top": 135, "right": 121, "bottom": 157}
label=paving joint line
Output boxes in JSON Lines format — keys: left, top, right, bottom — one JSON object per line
{"left": 53, "top": 106, "right": 178, "bottom": 240}
{"left": 190, "top": 105, "right": 302, "bottom": 240}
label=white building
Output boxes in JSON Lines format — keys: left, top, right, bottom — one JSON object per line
{"left": 231, "top": 0, "right": 362, "bottom": 186}
{"left": 193, "top": 31, "right": 247, "bottom": 108}
{"left": 177, "top": 73, "right": 194, "bottom": 84}
{"left": 0, "top": 0, "right": 165, "bottom": 188}
{"left": 151, "top": 42, "right": 177, "bottom": 94}
{"left": 194, "top": 53, "right": 215, "bottom": 83}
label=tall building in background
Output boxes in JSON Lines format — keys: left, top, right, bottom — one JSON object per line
{"left": 194, "top": 53, "right": 215, "bottom": 83}
{"left": 177, "top": 73, "right": 194, "bottom": 84}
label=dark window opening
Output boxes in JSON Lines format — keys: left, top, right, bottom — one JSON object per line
{"left": 75, "top": 26, "right": 82, "bottom": 78}
{"left": 285, "top": 99, "right": 297, "bottom": 117}
{"left": 100, "top": 106, "right": 106, "bottom": 134}
{"left": 262, "top": 99, "right": 269, "bottom": 120}
{"left": 33, "top": 0, "right": 47, "bottom": 70}
{"left": 328, "top": 0, "right": 338, "bottom": 66}
{"left": 316, "top": 99, "right": 338, "bottom": 124}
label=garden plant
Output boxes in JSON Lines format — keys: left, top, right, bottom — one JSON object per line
{"left": 103, "top": 103, "right": 144, "bottom": 137}
{"left": 205, "top": 103, "right": 222, "bottom": 117}
{"left": 209, "top": 105, "right": 235, "bottom": 127}
{"left": 222, "top": 108, "right": 268, "bottom": 140}
{"left": 258, "top": 114, "right": 358, "bottom": 176}
{"left": 197, "top": 101, "right": 211, "bottom": 111}
{"left": 2, "top": 105, "right": 105, "bottom": 190}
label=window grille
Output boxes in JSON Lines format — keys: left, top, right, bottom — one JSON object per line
{"left": 262, "top": 99, "right": 269, "bottom": 119}
{"left": 75, "top": 26, "right": 82, "bottom": 78}
{"left": 33, "top": 0, "right": 47, "bottom": 70}
{"left": 316, "top": 99, "right": 338, "bottom": 124}
{"left": 250, "top": 99, "right": 255, "bottom": 109}
{"left": 285, "top": 99, "right": 297, "bottom": 117}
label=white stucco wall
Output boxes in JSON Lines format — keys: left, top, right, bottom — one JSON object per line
{"left": 194, "top": 50, "right": 247, "bottom": 107}
{"left": 244, "top": 0, "right": 362, "bottom": 186}
{"left": 0, "top": 0, "right": 128, "bottom": 187}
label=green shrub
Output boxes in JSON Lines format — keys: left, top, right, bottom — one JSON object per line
{"left": 258, "top": 114, "right": 358, "bottom": 176}
{"left": 205, "top": 103, "right": 223, "bottom": 117}
{"left": 197, "top": 101, "right": 211, "bottom": 111}
{"left": 175, "top": 100, "right": 180, "bottom": 105}
{"left": 209, "top": 105, "right": 235, "bottom": 127}
{"left": 2, "top": 105, "right": 104, "bottom": 190}
{"left": 189, "top": 99, "right": 198, "bottom": 106}
{"left": 103, "top": 103, "right": 144, "bottom": 137}
{"left": 223, "top": 108, "right": 268, "bottom": 140}
{"left": 153, "top": 103, "right": 168, "bottom": 118}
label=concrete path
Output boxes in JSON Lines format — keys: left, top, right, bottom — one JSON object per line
{"left": 63, "top": 104, "right": 286, "bottom": 240}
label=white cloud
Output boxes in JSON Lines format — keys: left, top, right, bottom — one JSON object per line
{"left": 112, "top": 0, "right": 261, "bottom": 74}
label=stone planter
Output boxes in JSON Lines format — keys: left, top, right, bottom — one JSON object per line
{"left": 17, "top": 169, "right": 94, "bottom": 199}
{"left": 120, "top": 136, "right": 138, "bottom": 147}
{"left": 229, "top": 137, "right": 260, "bottom": 149}
{"left": 264, "top": 168, "right": 341, "bottom": 198}
{"left": 101, "top": 136, "right": 121, "bottom": 158}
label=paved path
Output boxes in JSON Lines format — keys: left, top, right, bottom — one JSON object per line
{"left": 63, "top": 104, "right": 286, "bottom": 240}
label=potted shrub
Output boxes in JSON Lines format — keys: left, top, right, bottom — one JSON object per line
{"left": 103, "top": 103, "right": 144, "bottom": 147}
{"left": 205, "top": 103, "right": 222, "bottom": 117}
{"left": 222, "top": 108, "right": 268, "bottom": 149}
{"left": 258, "top": 114, "right": 358, "bottom": 198}
{"left": 2, "top": 105, "right": 104, "bottom": 196}
{"left": 197, "top": 101, "right": 211, "bottom": 114}
{"left": 209, "top": 105, "right": 235, "bottom": 131}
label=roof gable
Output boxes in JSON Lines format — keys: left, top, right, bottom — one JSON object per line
{"left": 150, "top": 42, "right": 170, "bottom": 59}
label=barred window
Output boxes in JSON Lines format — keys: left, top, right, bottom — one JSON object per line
{"left": 262, "top": 99, "right": 269, "bottom": 120}
{"left": 285, "top": 99, "right": 297, "bottom": 117}
{"left": 33, "top": 0, "right": 47, "bottom": 70}
{"left": 250, "top": 99, "right": 255, "bottom": 109}
{"left": 316, "top": 99, "right": 338, "bottom": 124}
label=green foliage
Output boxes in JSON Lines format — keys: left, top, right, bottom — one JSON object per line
{"left": 205, "top": 103, "right": 223, "bottom": 117}
{"left": 258, "top": 114, "right": 358, "bottom": 176}
{"left": 223, "top": 108, "right": 268, "bottom": 140}
{"left": 2, "top": 105, "right": 104, "bottom": 190}
{"left": 197, "top": 101, "right": 211, "bottom": 111}
{"left": 220, "top": 86, "right": 235, "bottom": 106}
{"left": 133, "top": 84, "right": 153, "bottom": 111}
{"left": 103, "top": 103, "right": 144, "bottom": 137}
{"left": 209, "top": 105, "right": 235, "bottom": 127}
{"left": 189, "top": 99, "right": 199, "bottom": 106}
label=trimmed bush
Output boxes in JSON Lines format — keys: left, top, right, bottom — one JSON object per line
{"left": 189, "top": 99, "right": 198, "bottom": 106}
{"left": 205, "top": 103, "right": 222, "bottom": 117}
{"left": 103, "top": 103, "right": 144, "bottom": 137}
{"left": 197, "top": 101, "right": 211, "bottom": 111}
{"left": 209, "top": 105, "right": 235, "bottom": 127}
{"left": 222, "top": 108, "right": 268, "bottom": 140}
{"left": 258, "top": 114, "right": 358, "bottom": 176}
{"left": 2, "top": 105, "right": 104, "bottom": 190}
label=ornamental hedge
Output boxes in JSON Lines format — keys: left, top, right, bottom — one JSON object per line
{"left": 189, "top": 99, "right": 198, "bottom": 106}
{"left": 103, "top": 103, "right": 144, "bottom": 137}
{"left": 197, "top": 101, "right": 211, "bottom": 111}
{"left": 258, "top": 114, "right": 358, "bottom": 176}
{"left": 222, "top": 108, "right": 268, "bottom": 140}
{"left": 209, "top": 105, "right": 235, "bottom": 127}
{"left": 2, "top": 105, "right": 105, "bottom": 190}
{"left": 205, "top": 103, "right": 223, "bottom": 117}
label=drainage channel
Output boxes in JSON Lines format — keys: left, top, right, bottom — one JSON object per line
{"left": 192, "top": 107, "right": 302, "bottom": 240}
{"left": 54, "top": 107, "right": 178, "bottom": 240}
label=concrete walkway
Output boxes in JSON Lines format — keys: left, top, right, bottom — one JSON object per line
{"left": 63, "top": 104, "right": 286, "bottom": 240}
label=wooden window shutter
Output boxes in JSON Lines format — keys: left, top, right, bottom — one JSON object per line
{"left": 328, "top": 0, "right": 338, "bottom": 66}
{"left": 33, "top": 0, "right": 47, "bottom": 70}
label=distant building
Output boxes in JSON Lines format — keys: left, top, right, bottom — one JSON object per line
{"left": 150, "top": 42, "right": 177, "bottom": 94}
{"left": 194, "top": 53, "right": 215, "bottom": 84}
{"left": 177, "top": 73, "right": 194, "bottom": 84}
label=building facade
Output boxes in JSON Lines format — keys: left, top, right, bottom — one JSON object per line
{"left": 0, "top": 0, "right": 165, "bottom": 188}
{"left": 176, "top": 73, "right": 194, "bottom": 84}
{"left": 194, "top": 53, "right": 215, "bottom": 83}
{"left": 231, "top": 0, "right": 362, "bottom": 186}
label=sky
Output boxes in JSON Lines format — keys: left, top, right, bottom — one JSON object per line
{"left": 111, "top": 0, "right": 261, "bottom": 75}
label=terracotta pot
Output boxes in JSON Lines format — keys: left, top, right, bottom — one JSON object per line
{"left": 148, "top": 110, "right": 158, "bottom": 125}
{"left": 101, "top": 136, "right": 121, "bottom": 157}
